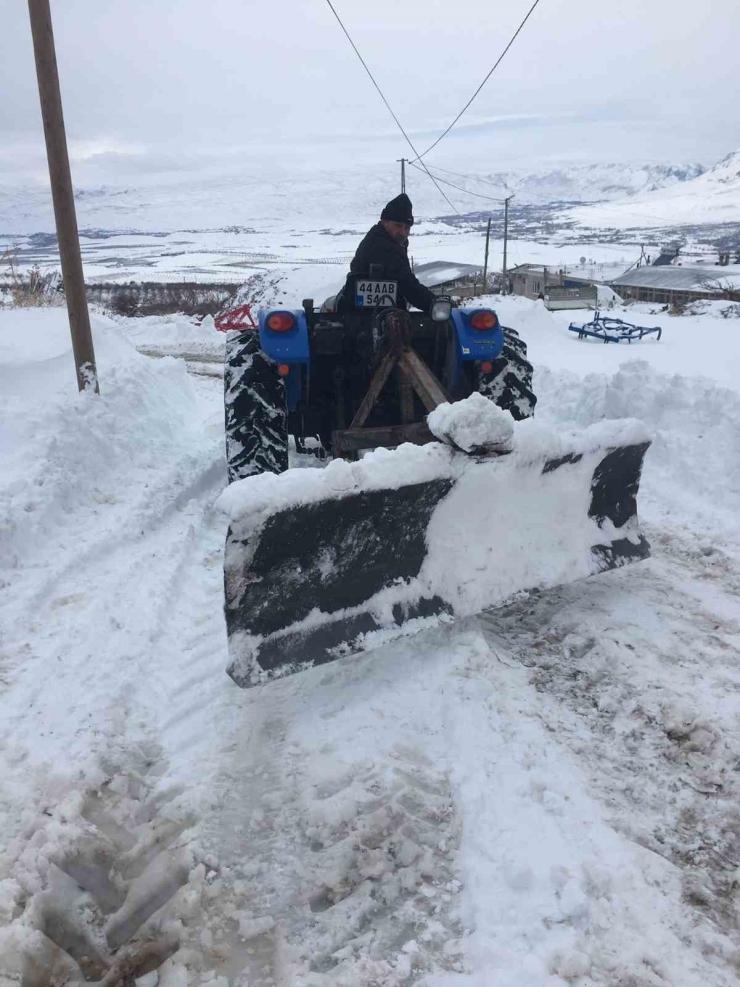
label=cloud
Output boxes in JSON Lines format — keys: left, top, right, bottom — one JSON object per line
{"left": 2, "top": 0, "right": 739, "bottom": 186}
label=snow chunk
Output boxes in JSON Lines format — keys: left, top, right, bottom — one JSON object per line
{"left": 158, "top": 961, "right": 189, "bottom": 987}
{"left": 0, "top": 879, "right": 21, "bottom": 922}
{"left": 236, "top": 912, "right": 275, "bottom": 939}
{"left": 427, "top": 392, "right": 514, "bottom": 453}
{"left": 549, "top": 948, "right": 592, "bottom": 979}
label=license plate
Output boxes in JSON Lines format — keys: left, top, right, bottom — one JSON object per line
{"left": 355, "top": 280, "right": 398, "bottom": 308}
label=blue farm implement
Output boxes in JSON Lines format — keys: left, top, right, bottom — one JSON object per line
{"left": 569, "top": 311, "right": 662, "bottom": 344}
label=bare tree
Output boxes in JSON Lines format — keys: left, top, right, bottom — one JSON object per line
{"left": 696, "top": 275, "right": 740, "bottom": 302}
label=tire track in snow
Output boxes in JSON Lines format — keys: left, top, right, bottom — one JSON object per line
{"left": 150, "top": 577, "right": 469, "bottom": 985}
{"left": 2, "top": 447, "right": 226, "bottom": 761}
{"left": 475, "top": 542, "right": 740, "bottom": 984}
{"left": 20, "top": 452, "right": 226, "bottom": 619}
{"left": 13, "top": 747, "right": 195, "bottom": 986}
{"left": 187, "top": 703, "right": 465, "bottom": 986}
{"left": 2, "top": 436, "right": 231, "bottom": 983}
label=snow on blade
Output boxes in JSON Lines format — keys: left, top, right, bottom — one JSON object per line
{"left": 427, "top": 392, "right": 515, "bottom": 454}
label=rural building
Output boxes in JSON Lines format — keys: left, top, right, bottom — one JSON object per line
{"left": 413, "top": 260, "right": 488, "bottom": 298}
{"left": 609, "top": 266, "right": 740, "bottom": 306}
{"left": 509, "top": 264, "right": 550, "bottom": 298}
{"left": 509, "top": 264, "right": 598, "bottom": 309}
{"left": 545, "top": 284, "right": 598, "bottom": 310}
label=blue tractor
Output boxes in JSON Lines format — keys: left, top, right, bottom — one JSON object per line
{"left": 219, "top": 283, "right": 652, "bottom": 687}
{"left": 223, "top": 279, "right": 536, "bottom": 482}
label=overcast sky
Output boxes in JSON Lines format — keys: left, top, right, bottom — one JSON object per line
{"left": 2, "top": 0, "right": 739, "bottom": 187}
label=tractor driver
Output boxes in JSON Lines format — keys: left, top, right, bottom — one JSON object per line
{"left": 337, "top": 193, "right": 436, "bottom": 314}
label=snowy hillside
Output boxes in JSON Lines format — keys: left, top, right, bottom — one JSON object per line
{"left": 565, "top": 150, "right": 740, "bottom": 230}
{"left": 0, "top": 158, "right": 708, "bottom": 236}
{"left": 1, "top": 300, "right": 740, "bottom": 984}
{"left": 437, "top": 161, "right": 705, "bottom": 205}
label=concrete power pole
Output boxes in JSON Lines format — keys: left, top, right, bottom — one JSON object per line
{"left": 28, "top": 0, "right": 98, "bottom": 393}
{"left": 482, "top": 217, "right": 491, "bottom": 295}
{"left": 502, "top": 195, "right": 514, "bottom": 295}
{"left": 396, "top": 158, "right": 407, "bottom": 193}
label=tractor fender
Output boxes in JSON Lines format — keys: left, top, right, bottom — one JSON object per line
{"left": 450, "top": 308, "right": 504, "bottom": 362}
{"left": 258, "top": 309, "right": 310, "bottom": 363}
{"left": 258, "top": 308, "right": 310, "bottom": 411}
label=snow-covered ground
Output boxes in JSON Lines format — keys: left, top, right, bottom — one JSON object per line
{"left": 0, "top": 224, "right": 648, "bottom": 292}
{"left": 3, "top": 151, "right": 736, "bottom": 291}
{"left": 1, "top": 300, "right": 740, "bottom": 986}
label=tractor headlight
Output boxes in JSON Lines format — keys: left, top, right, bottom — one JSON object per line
{"left": 431, "top": 298, "right": 452, "bottom": 322}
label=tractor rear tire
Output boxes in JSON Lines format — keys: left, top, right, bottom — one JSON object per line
{"left": 478, "top": 326, "right": 537, "bottom": 421}
{"left": 224, "top": 331, "right": 289, "bottom": 482}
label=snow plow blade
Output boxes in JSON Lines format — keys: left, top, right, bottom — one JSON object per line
{"left": 220, "top": 419, "right": 651, "bottom": 688}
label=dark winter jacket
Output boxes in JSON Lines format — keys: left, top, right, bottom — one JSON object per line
{"left": 340, "top": 223, "right": 436, "bottom": 313}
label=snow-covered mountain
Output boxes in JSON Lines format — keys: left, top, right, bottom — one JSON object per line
{"left": 0, "top": 158, "right": 709, "bottom": 235}
{"left": 440, "top": 161, "right": 706, "bottom": 205}
{"left": 564, "top": 150, "right": 740, "bottom": 230}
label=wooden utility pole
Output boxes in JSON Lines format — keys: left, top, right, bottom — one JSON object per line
{"left": 28, "top": 0, "right": 98, "bottom": 393}
{"left": 502, "top": 195, "right": 514, "bottom": 295}
{"left": 396, "top": 158, "right": 408, "bottom": 193}
{"left": 482, "top": 217, "right": 491, "bottom": 295}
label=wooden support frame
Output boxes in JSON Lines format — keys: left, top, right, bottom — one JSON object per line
{"left": 349, "top": 348, "right": 398, "bottom": 429}
{"left": 397, "top": 347, "right": 450, "bottom": 411}
{"left": 397, "top": 367, "right": 415, "bottom": 424}
{"left": 333, "top": 421, "right": 433, "bottom": 457}
{"left": 335, "top": 309, "right": 452, "bottom": 458}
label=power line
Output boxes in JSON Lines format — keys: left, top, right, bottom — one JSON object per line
{"left": 427, "top": 164, "right": 697, "bottom": 224}
{"left": 323, "top": 0, "right": 459, "bottom": 214}
{"left": 424, "top": 163, "right": 512, "bottom": 191}
{"left": 412, "top": 0, "right": 545, "bottom": 163}
{"left": 408, "top": 161, "right": 509, "bottom": 204}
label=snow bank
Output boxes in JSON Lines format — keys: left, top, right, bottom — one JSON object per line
{"left": 232, "top": 264, "right": 345, "bottom": 311}
{"left": 683, "top": 298, "right": 740, "bottom": 319}
{"left": 536, "top": 360, "right": 740, "bottom": 547}
{"left": 0, "top": 308, "right": 213, "bottom": 567}
{"left": 461, "top": 295, "right": 740, "bottom": 547}
{"left": 115, "top": 311, "right": 226, "bottom": 359}
{"left": 468, "top": 292, "right": 740, "bottom": 393}
{"left": 0, "top": 308, "right": 226, "bottom": 983}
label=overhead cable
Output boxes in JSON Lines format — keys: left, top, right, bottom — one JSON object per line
{"left": 424, "top": 163, "right": 512, "bottom": 191}
{"left": 408, "top": 161, "right": 511, "bottom": 204}
{"left": 323, "top": 0, "right": 459, "bottom": 214}
{"left": 412, "top": 0, "right": 545, "bottom": 163}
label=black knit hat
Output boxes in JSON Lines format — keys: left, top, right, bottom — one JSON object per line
{"left": 381, "top": 193, "right": 414, "bottom": 226}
